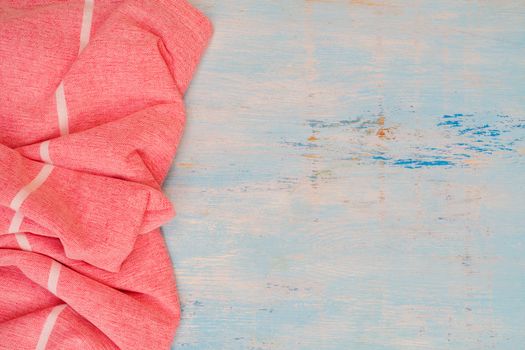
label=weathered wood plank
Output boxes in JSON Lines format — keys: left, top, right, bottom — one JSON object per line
{"left": 165, "top": 1, "right": 525, "bottom": 348}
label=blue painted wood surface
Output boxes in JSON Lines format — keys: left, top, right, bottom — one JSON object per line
{"left": 165, "top": 1, "right": 525, "bottom": 348}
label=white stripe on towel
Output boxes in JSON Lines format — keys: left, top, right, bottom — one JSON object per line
{"left": 47, "top": 260, "right": 62, "bottom": 295}
{"left": 79, "top": 0, "right": 95, "bottom": 54}
{"left": 8, "top": 211, "right": 25, "bottom": 234}
{"left": 8, "top": 164, "right": 54, "bottom": 251}
{"left": 39, "top": 140, "right": 53, "bottom": 164}
{"left": 14, "top": 233, "right": 32, "bottom": 252}
{"left": 35, "top": 304, "right": 67, "bottom": 350}
{"left": 9, "top": 164, "right": 54, "bottom": 212}
{"left": 55, "top": 0, "right": 95, "bottom": 135}
{"left": 55, "top": 82, "right": 69, "bottom": 136}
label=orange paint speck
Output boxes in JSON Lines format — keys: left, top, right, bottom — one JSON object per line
{"left": 350, "top": 0, "right": 385, "bottom": 7}
{"left": 307, "top": 135, "right": 318, "bottom": 141}
{"left": 376, "top": 127, "right": 394, "bottom": 139}
{"left": 303, "top": 154, "right": 321, "bottom": 159}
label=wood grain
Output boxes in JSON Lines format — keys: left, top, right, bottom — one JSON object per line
{"left": 164, "top": 1, "right": 525, "bottom": 348}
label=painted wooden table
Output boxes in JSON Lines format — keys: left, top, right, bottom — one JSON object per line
{"left": 165, "top": 1, "right": 525, "bottom": 349}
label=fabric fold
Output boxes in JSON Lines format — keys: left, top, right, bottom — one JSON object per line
{"left": 0, "top": 143, "right": 174, "bottom": 272}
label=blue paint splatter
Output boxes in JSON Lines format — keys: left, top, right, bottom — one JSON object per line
{"left": 393, "top": 159, "right": 454, "bottom": 169}
{"left": 473, "top": 129, "right": 501, "bottom": 137}
{"left": 281, "top": 141, "right": 319, "bottom": 148}
{"left": 370, "top": 113, "right": 524, "bottom": 169}
{"left": 438, "top": 120, "right": 461, "bottom": 127}
{"left": 297, "top": 112, "right": 524, "bottom": 171}
{"left": 307, "top": 118, "right": 361, "bottom": 129}
{"left": 437, "top": 113, "right": 523, "bottom": 157}
{"left": 443, "top": 113, "right": 465, "bottom": 118}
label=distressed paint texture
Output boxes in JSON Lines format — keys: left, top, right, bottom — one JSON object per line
{"left": 165, "top": 1, "right": 525, "bottom": 349}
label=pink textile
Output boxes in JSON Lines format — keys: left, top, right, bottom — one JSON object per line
{"left": 0, "top": 0, "right": 212, "bottom": 348}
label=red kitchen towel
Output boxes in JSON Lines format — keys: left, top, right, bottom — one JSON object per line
{"left": 0, "top": 0, "right": 212, "bottom": 348}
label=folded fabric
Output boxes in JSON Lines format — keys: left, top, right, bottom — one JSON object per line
{"left": 0, "top": 0, "right": 212, "bottom": 348}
